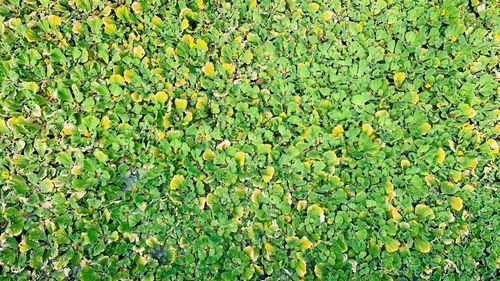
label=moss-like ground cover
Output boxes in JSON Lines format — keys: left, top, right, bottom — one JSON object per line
{"left": 0, "top": 0, "right": 498, "bottom": 280}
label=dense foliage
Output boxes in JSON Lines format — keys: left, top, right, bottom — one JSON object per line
{"left": 0, "top": 0, "right": 499, "bottom": 280}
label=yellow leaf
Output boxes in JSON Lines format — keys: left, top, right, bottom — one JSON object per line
{"left": 136, "top": 255, "right": 147, "bottom": 265}
{"left": 115, "top": 6, "right": 131, "bottom": 22}
{"left": 261, "top": 166, "right": 274, "bottom": 183}
{"left": 468, "top": 158, "right": 478, "bottom": 170}
{"left": 180, "top": 8, "right": 194, "bottom": 18}
{"left": 437, "top": 147, "right": 446, "bottom": 164}
{"left": 24, "top": 29, "right": 40, "bottom": 42}
{"left": 324, "top": 150, "right": 339, "bottom": 166}
{"left": 196, "top": 0, "right": 204, "bottom": 9}
{"left": 133, "top": 46, "right": 145, "bottom": 58}
{"left": 131, "top": 92, "right": 141, "bottom": 103}
{"left": 362, "top": 123, "right": 374, "bottom": 136}
{"left": 420, "top": 122, "right": 431, "bottom": 134}
{"left": 244, "top": 246, "right": 257, "bottom": 262}
{"left": 233, "top": 206, "right": 244, "bottom": 221}
{"left": 415, "top": 239, "right": 432, "bottom": 253}
{"left": 174, "top": 76, "right": 186, "bottom": 86}
{"left": 296, "top": 257, "right": 307, "bottom": 277}
{"left": 222, "top": 63, "right": 235, "bottom": 74}
{"left": 19, "top": 243, "right": 31, "bottom": 254}
{"left": 102, "top": 16, "right": 114, "bottom": 26}
{"left": 394, "top": 72, "right": 406, "bottom": 83}
{"left": 462, "top": 123, "right": 474, "bottom": 132}
{"left": 131, "top": 2, "right": 143, "bottom": 14}
{"left": 104, "top": 24, "right": 117, "bottom": 34}
{"left": 145, "top": 236, "right": 160, "bottom": 248}
{"left": 167, "top": 246, "right": 176, "bottom": 264}
{"left": 101, "top": 5, "right": 112, "bottom": 16}
{"left": 70, "top": 163, "right": 82, "bottom": 176}
{"left": 250, "top": 189, "right": 261, "bottom": 203}
{"left": 299, "top": 236, "right": 313, "bottom": 250}
{"left": 175, "top": 98, "right": 188, "bottom": 111}
{"left": 72, "top": 21, "right": 83, "bottom": 33}
{"left": 243, "top": 49, "right": 253, "bottom": 64}
{"left": 264, "top": 242, "right": 274, "bottom": 259}
{"left": 297, "top": 200, "right": 307, "bottom": 211}
{"left": 47, "top": 15, "right": 62, "bottom": 26}
{"left": 196, "top": 96, "right": 208, "bottom": 110}
{"left": 332, "top": 124, "right": 344, "bottom": 137}
{"left": 451, "top": 171, "right": 462, "bottom": 182}
{"left": 355, "top": 20, "right": 364, "bottom": 31}
{"left": 375, "top": 110, "right": 388, "bottom": 117}
{"left": 124, "top": 69, "right": 136, "bottom": 83}
{"left": 62, "top": 123, "right": 74, "bottom": 135}
{"left": 110, "top": 74, "right": 124, "bottom": 85}
{"left": 206, "top": 193, "right": 215, "bottom": 207}
{"left": 156, "top": 132, "right": 165, "bottom": 141}
{"left": 196, "top": 38, "right": 208, "bottom": 51}
{"left": 23, "top": 82, "right": 40, "bottom": 93}
{"left": 388, "top": 204, "right": 401, "bottom": 220}
{"left": 235, "top": 151, "right": 246, "bottom": 166}
{"left": 152, "top": 16, "right": 163, "bottom": 27}
{"left": 8, "top": 18, "right": 22, "bottom": 29}
{"left": 423, "top": 174, "right": 434, "bottom": 187}
{"left": 169, "top": 175, "right": 185, "bottom": 190}
{"left": 202, "top": 148, "right": 215, "bottom": 161}
{"left": 181, "top": 18, "right": 189, "bottom": 30}
{"left": 463, "top": 184, "right": 475, "bottom": 192}
{"left": 101, "top": 116, "right": 110, "bottom": 130}
{"left": 449, "top": 196, "right": 463, "bottom": 211}
{"left": 385, "top": 178, "right": 394, "bottom": 193}
{"left": 202, "top": 61, "right": 214, "bottom": 76}
{"left": 322, "top": 11, "right": 334, "bottom": 20}
{"left": 155, "top": 91, "right": 168, "bottom": 103}
{"left": 486, "top": 139, "right": 498, "bottom": 154}
{"left": 307, "top": 204, "right": 325, "bottom": 222}
{"left": 415, "top": 204, "right": 435, "bottom": 220}
{"left": 385, "top": 239, "right": 400, "bottom": 253}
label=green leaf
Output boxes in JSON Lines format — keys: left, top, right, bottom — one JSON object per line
{"left": 415, "top": 239, "right": 432, "bottom": 253}
{"left": 10, "top": 175, "right": 30, "bottom": 195}
{"left": 385, "top": 239, "right": 400, "bottom": 253}
{"left": 93, "top": 150, "right": 108, "bottom": 163}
